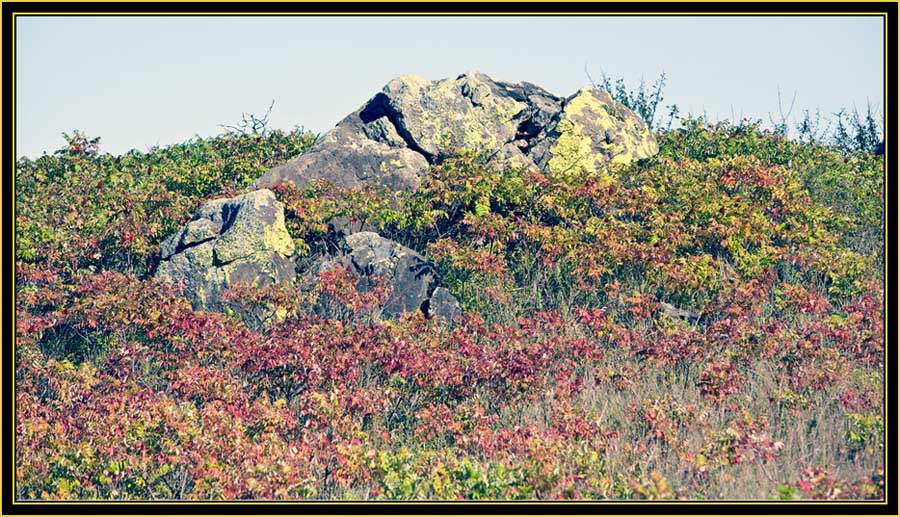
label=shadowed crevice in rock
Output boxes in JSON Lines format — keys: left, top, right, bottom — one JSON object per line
{"left": 358, "top": 92, "right": 391, "bottom": 124}
{"left": 212, "top": 250, "right": 255, "bottom": 268}
{"left": 160, "top": 218, "right": 223, "bottom": 260}
{"left": 252, "top": 106, "right": 430, "bottom": 194}
{"left": 160, "top": 235, "right": 217, "bottom": 261}
{"left": 514, "top": 106, "right": 565, "bottom": 156}
{"left": 424, "top": 287, "right": 461, "bottom": 326}
{"left": 359, "top": 92, "right": 435, "bottom": 163}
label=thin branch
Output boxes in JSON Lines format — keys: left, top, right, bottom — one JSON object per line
{"left": 584, "top": 62, "right": 598, "bottom": 89}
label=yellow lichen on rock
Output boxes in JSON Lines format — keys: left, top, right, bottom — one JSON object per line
{"left": 262, "top": 205, "right": 296, "bottom": 258}
{"left": 384, "top": 72, "right": 525, "bottom": 159}
{"left": 393, "top": 74, "right": 432, "bottom": 93}
{"left": 546, "top": 118, "right": 603, "bottom": 179}
{"left": 156, "top": 189, "right": 297, "bottom": 313}
{"left": 545, "top": 87, "right": 658, "bottom": 179}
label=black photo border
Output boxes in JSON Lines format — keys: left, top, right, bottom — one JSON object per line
{"left": 2, "top": 1, "right": 896, "bottom": 515}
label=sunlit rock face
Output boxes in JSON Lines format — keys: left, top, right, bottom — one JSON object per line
{"left": 254, "top": 71, "right": 658, "bottom": 192}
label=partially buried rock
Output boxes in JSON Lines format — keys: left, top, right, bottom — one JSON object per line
{"left": 156, "top": 189, "right": 296, "bottom": 312}
{"left": 426, "top": 287, "right": 462, "bottom": 326}
{"left": 310, "top": 231, "right": 459, "bottom": 321}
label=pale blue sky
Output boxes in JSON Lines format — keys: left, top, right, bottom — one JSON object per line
{"left": 16, "top": 16, "right": 884, "bottom": 158}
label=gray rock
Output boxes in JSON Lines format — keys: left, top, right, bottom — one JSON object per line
{"left": 427, "top": 287, "right": 462, "bottom": 326}
{"left": 327, "top": 215, "right": 378, "bottom": 237}
{"left": 310, "top": 231, "right": 459, "bottom": 322}
{"left": 659, "top": 301, "right": 702, "bottom": 322}
{"left": 253, "top": 103, "right": 429, "bottom": 194}
{"left": 487, "top": 142, "right": 540, "bottom": 174}
{"left": 160, "top": 216, "right": 224, "bottom": 260}
{"left": 156, "top": 189, "right": 296, "bottom": 312}
{"left": 360, "top": 115, "right": 408, "bottom": 148}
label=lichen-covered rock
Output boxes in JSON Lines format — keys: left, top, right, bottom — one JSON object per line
{"left": 153, "top": 73, "right": 661, "bottom": 330}
{"left": 156, "top": 189, "right": 296, "bottom": 311}
{"left": 487, "top": 77, "right": 564, "bottom": 138}
{"left": 487, "top": 142, "right": 540, "bottom": 174}
{"left": 528, "top": 88, "right": 659, "bottom": 179}
{"left": 311, "top": 231, "right": 458, "bottom": 321}
{"left": 380, "top": 71, "right": 527, "bottom": 160}
{"left": 254, "top": 72, "right": 657, "bottom": 197}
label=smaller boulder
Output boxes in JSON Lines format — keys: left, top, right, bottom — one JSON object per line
{"left": 156, "top": 189, "right": 296, "bottom": 312}
{"left": 309, "top": 231, "right": 459, "bottom": 322}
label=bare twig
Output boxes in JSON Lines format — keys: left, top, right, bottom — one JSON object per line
{"left": 220, "top": 99, "right": 276, "bottom": 136}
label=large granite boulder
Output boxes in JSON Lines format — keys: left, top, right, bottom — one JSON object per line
{"left": 156, "top": 189, "right": 296, "bottom": 311}
{"left": 310, "top": 231, "right": 459, "bottom": 322}
{"left": 254, "top": 71, "right": 658, "bottom": 194}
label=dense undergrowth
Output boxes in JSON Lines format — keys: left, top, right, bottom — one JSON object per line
{"left": 15, "top": 120, "right": 884, "bottom": 500}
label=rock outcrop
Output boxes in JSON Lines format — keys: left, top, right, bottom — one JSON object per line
{"left": 159, "top": 71, "right": 659, "bottom": 323}
{"left": 156, "top": 189, "right": 296, "bottom": 311}
{"left": 254, "top": 71, "right": 658, "bottom": 193}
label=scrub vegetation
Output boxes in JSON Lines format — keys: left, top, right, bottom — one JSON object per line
{"left": 14, "top": 81, "right": 885, "bottom": 500}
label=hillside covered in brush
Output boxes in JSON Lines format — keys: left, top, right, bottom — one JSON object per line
{"left": 15, "top": 72, "right": 884, "bottom": 501}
